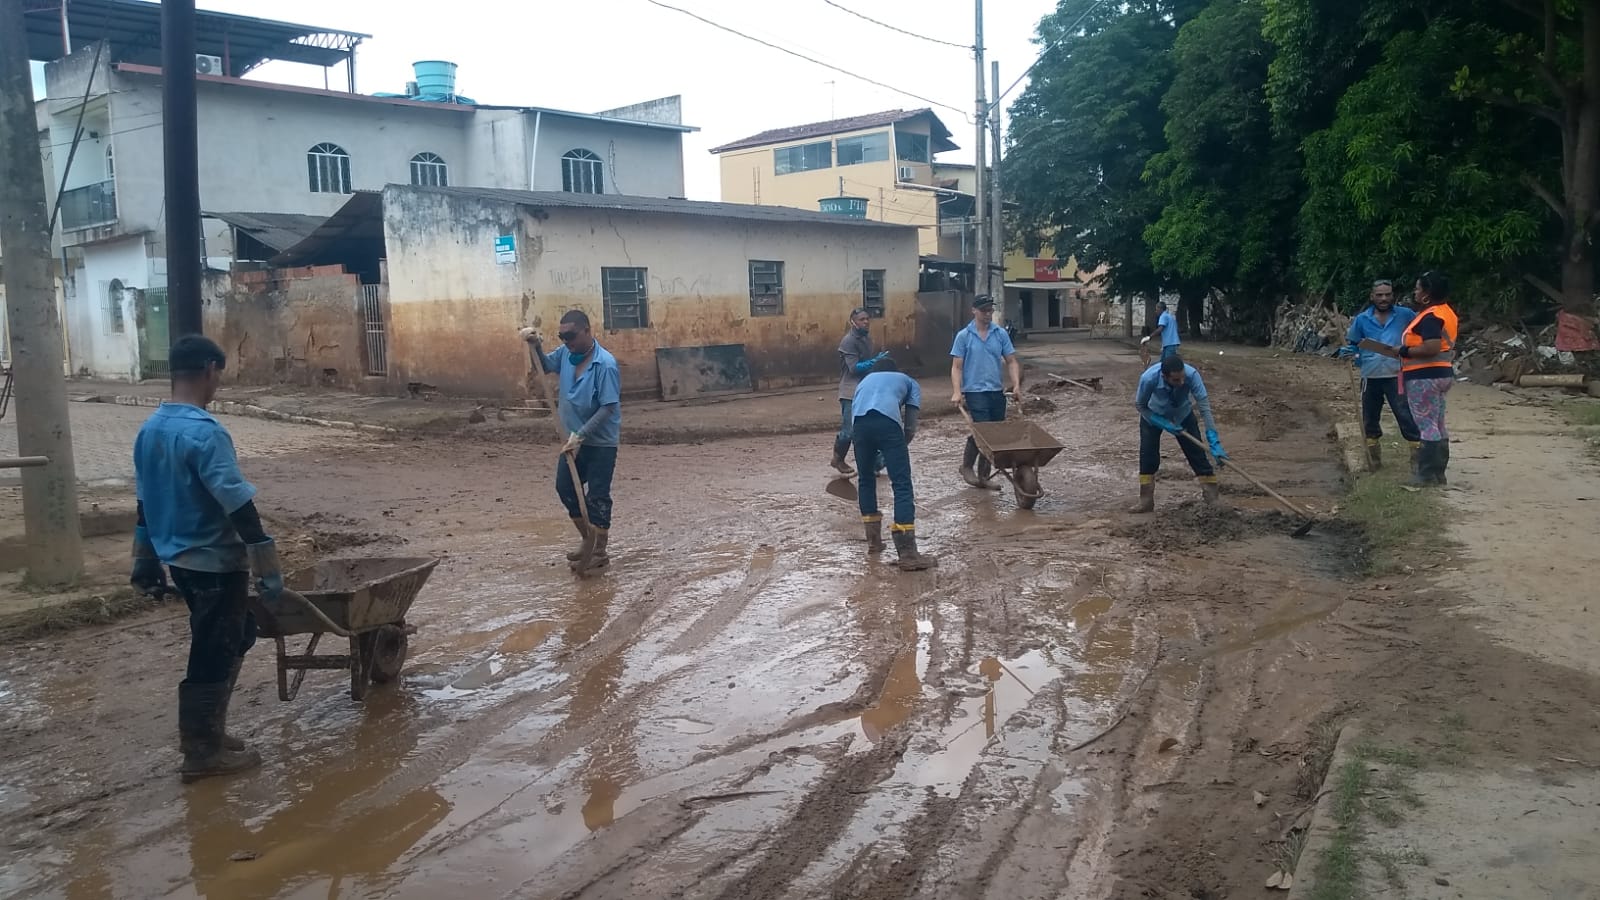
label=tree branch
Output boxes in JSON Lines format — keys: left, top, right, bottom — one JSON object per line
{"left": 1480, "top": 91, "right": 1565, "bottom": 127}
{"left": 1523, "top": 271, "right": 1566, "bottom": 305}
{"left": 1522, "top": 174, "right": 1567, "bottom": 217}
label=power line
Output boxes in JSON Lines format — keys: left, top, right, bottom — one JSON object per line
{"left": 820, "top": 0, "right": 970, "bottom": 50}
{"left": 641, "top": 0, "right": 969, "bottom": 118}
{"left": 996, "top": 0, "right": 1113, "bottom": 105}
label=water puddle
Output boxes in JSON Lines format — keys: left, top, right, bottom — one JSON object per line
{"left": 908, "top": 649, "right": 1062, "bottom": 794}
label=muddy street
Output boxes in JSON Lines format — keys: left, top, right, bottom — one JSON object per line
{"left": 1, "top": 337, "right": 1370, "bottom": 899}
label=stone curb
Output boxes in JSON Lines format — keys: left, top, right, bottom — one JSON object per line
{"left": 93, "top": 394, "right": 403, "bottom": 436}
{"left": 1286, "top": 720, "right": 1362, "bottom": 900}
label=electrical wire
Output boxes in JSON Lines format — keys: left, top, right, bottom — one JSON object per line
{"left": 820, "top": 0, "right": 970, "bottom": 50}
{"left": 995, "top": 0, "right": 1113, "bottom": 105}
{"left": 641, "top": 0, "right": 968, "bottom": 117}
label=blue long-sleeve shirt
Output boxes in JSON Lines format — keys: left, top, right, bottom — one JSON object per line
{"left": 1135, "top": 362, "right": 1216, "bottom": 432}
{"left": 1345, "top": 305, "right": 1415, "bottom": 379}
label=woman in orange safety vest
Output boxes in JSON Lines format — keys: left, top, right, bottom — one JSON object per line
{"left": 1399, "top": 270, "right": 1458, "bottom": 485}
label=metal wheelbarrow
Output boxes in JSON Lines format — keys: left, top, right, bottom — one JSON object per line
{"left": 957, "top": 397, "right": 1065, "bottom": 510}
{"left": 252, "top": 557, "right": 439, "bottom": 702}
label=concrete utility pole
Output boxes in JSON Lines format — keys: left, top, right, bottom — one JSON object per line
{"left": 162, "top": 0, "right": 204, "bottom": 338}
{"left": 0, "top": 0, "right": 85, "bottom": 585}
{"left": 972, "top": 0, "right": 989, "bottom": 301}
{"left": 990, "top": 60, "right": 1004, "bottom": 319}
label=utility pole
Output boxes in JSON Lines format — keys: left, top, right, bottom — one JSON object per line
{"left": 0, "top": 0, "right": 84, "bottom": 585}
{"left": 990, "top": 60, "right": 1004, "bottom": 323}
{"left": 972, "top": 0, "right": 988, "bottom": 301}
{"left": 162, "top": 0, "right": 203, "bottom": 338}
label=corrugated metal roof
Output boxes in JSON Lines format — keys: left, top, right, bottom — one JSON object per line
{"left": 204, "top": 211, "right": 329, "bottom": 253}
{"left": 402, "top": 186, "right": 920, "bottom": 229}
{"left": 709, "top": 109, "right": 958, "bottom": 154}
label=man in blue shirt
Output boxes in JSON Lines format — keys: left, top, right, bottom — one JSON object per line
{"left": 524, "top": 310, "right": 622, "bottom": 574}
{"left": 132, "top": 335, "right": 291, "bottom": 782}
{"left": 1131, "top": 354, "right": 1229, "bottom": 512}
{"left": 1155, "top": 301, "right": 1181, "bottom": 360}
{"left": 950, "top": 295, "right": 1021, "bottom": 489}
{"left": 1340, "top": 279, "right": 1421, "bottom": 469}
{"left": 852, "top": 356, "right": 935, "bottom": 571}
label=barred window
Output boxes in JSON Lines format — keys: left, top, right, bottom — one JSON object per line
{"left": 410, "top": 152, "right": 448, "bottom": 187}
{"left": 749, "top": 260, "right": 784, "bottom": 316}
{"left": 307, "top": 143, "right": 351, "bottom": 194}
{"left": 861, "top": 269, "right": 886, "bottom": 318}
{"left": 602, "top": 267, "right": 649, "bottom": 330}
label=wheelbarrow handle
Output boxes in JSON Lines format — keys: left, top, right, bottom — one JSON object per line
{"left": 267, "top": 587, "right": 353, "bottom": 638}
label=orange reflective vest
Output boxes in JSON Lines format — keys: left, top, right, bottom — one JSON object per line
{"left": 1401, "top": 303, "right": 1457, "bottom": 374}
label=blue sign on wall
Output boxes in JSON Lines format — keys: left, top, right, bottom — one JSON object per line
{"left": 494, "top": 234, "right": 516, "bottom": 265}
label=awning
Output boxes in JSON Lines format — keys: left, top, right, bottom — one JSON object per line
{"left": 1003, "top": 281, "right": 1079, "bottom": 290}
{"left": 204, "top": 211, "right": 327, "bottom": 253}
{"left": 270, "top": 191, "right": 384, "bottom": 268}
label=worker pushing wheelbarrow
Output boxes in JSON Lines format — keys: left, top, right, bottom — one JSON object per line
{"left": 955, "top": 392, "right": 1064, "bottom": 510}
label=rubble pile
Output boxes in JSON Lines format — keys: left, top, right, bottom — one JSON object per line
{"left": 1273, "top": 300, "right": 1600, "bottom": 384}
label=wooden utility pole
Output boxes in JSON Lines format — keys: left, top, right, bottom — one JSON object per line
{"left": 0, "top": 0, "right": 85, "bottom": 585}
{"left": 162, "top": 0, "right": 203, "bottom": 338}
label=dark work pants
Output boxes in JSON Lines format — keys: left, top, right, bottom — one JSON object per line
{"left": 1139, "top": 413, "right": 1214, "bottom": 478}
{"left": 1361, "top": 376, "right": 1421, "bottom": 442}
{"left": 834, "top": 399, "right": 853, "bottom": 459}
{"left": 962, "top": 390, "right": 1007, "bottom": 477}
{"left": 169, "top": 568, "right": 256, "bottom": 685}
{"left": 557, "top": 444, "right": 617, "bottom": 530}
{"left": 854, "top": 411, "right": 916, "bottom": 526}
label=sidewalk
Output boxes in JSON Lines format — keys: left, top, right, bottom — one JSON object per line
{"left": 1291, "top": 379, "right": 1600, "bottom": 899}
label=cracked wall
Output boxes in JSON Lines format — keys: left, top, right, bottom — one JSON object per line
{"left": 382, "top": 186, "right": 923, "bottom": 398}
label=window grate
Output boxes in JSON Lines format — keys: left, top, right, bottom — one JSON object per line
{"left": 749, "top": 260, "right": 785, "bottom": 317}
{"left": 862, "top": 269, "right": 886, "bottom": 318}
{"left": 602, "top": 267, "right": 650, "bottom": 330}
{"left": 562, "top": 149, "right": 604, "bottom": 194}
{"left": 410, "top": 152, "right": 448, "bottom": 187}
{"left": 307, "top": 142, "right": 351, "bottom": 193}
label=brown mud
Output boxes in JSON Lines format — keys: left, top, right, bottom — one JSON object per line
{"left": 2, "top": 335, "right": 1588, "bottom": 899}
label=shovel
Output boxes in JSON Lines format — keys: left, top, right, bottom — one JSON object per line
{"left": 527, "top": 341, "right": 599, "bottom": 573}
{"left": 1174, "top": 429, "right": 1317, "bottom": 538}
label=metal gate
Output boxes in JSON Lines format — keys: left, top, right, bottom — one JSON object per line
{"left": 359, "top": 284, "right": 387, "bottom": 376}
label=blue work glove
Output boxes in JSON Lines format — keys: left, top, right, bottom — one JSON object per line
{"left": 246, "top": 539, "right": 286, "bottom": 604}
{"left": 1147, "top": 414, "right": 1183, "bottom": 435}
{"left": 1206, "top": 428, "right": 1229, "bottom": 461}
{"left": 130, "top": 526, "right": 168, "bottom": 597}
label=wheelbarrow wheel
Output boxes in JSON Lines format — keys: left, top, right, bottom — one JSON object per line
{"left": 1014, "top": 465, "right": 1041, "bottom": 510}
{"left": 369, "top": 624, "right": 409, "bottom": 685}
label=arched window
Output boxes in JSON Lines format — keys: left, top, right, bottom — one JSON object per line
{"left": 410, "top": 152, "right": 448, "bottom": 187}
{"left": 307, "top": 143, "right": 351, "bottom": 194}
{"left": 561, "top": 149, "right": 604, "bottom": 194}
{"left": 104, "top": 142, "right": 115, "bottom": 179}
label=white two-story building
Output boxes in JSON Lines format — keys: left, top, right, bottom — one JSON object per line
{"left": 24, "top": 0, "right": 697, "bottom": 381}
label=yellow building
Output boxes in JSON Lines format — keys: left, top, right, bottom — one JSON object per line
{"left": 710, "top": 109, "right": 961, "bottom": 257}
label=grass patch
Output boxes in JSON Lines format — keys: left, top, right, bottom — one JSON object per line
{"left": 1307, "top": 737, "right": 1435, "bottom": 899}
{"left": 1559, "top": 399, "right": 1600, "bottom": 427}
{"left": 1309, "top": 758, "right": 1370, "bottom": 900}
{"left": 1341, "top": 464, "right": 1448, "bottom": 573}
{"left": 0, "top": 588, "right": 174, "bottom": 642}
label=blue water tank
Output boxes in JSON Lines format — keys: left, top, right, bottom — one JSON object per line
{"left": 412, "top": 60, "right": 458, "bottom": 96}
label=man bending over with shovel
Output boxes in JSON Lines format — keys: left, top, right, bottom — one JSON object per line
{"left": 523, "top": 310, "right": 621, "bottom": 572}
{"left": 131, "top": 335, "right": 291, "bottom": 782}
{"left": 852, "top": 357, "right": 936, "bottom": 571}
{"left": 1131, "top": 354, "right": 1228, "bottom": 513}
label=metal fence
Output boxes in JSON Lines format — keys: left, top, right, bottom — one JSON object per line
{"left": 360, "top": 284, "right": 387, "bottom": 376}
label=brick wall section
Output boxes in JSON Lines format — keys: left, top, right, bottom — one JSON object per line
{"left": 206, "top": 265, "right": 370, "bottom": 389}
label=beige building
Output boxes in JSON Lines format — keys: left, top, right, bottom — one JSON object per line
{"left": 710, "top": 110, "right": 962, "bottom": 257}
{"left": 256, "top": 186, "right": 925, "bottom": 398}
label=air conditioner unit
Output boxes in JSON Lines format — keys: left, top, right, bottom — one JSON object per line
{"left": 194, "top": 54, "right": 223, "bottom": 76}
{"left": 898, "top": 165, "right": 915, "bottom": 182}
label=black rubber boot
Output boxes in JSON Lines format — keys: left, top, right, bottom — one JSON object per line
{"left": 891, "top": 528, "right": 937, "bottom": 571}
{"left": 862, "top": 517, "right": 885, "bottom": 553}
{"left": 1365, "top": 438, "right": 1382, "bottom": 469}
{"left": 570, "top": 528, "right": 609, "bottom": 573}
{"left": 1408, "top": 442, "right": 1421, "bottom": 478}
{"left": 1408, "top": 442, "right": 1444, "bottom": 487}
{"left": 219, "top": 659, "right": 246, "bottom": 752}
{"left": 1130, "top": 480, "right": 1155, "bottom": 513}
{"left": 1436, "top": 440, "right": 1450, "bottom": 485}
{"left": 565, "top": 517, "right": 590, "bottom": 562}
{"left": 960, "top": 439, "right": 984, "bottom": 487}
{"left": 179, "top": 682, "right": 261, "bottom": 784}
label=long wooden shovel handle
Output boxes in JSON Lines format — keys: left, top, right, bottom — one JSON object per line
{"left": 1174, "top": 429, "right": 1315, "bottom": 521}
{"left": 527, "top": 341, "right": 592, "bottom": 528}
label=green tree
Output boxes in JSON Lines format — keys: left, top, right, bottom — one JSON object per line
{"left": 1144, "top": 0, "right": 1302, "bottom": 340}
{"left": 1006, "top": 0, "right": 1207, "bottom": 327}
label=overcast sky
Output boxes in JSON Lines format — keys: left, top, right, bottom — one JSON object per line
{"left": 35, "top": 0, "right": 1060, "bottom": 200}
